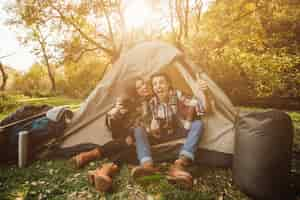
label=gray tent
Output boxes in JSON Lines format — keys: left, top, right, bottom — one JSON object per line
{"left": 60, "top": 41, "right": 238, "bottom": 156}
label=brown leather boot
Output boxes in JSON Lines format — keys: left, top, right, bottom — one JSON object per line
{"left": 167, "top": 157, "right": 193, "bottom": 189}
{"left": 70, "top": 147, "right": 102, "bottom": 169}
{"left": 131, "top": 161, "right": 159, "bottom": 179}
{"left": 87, "top": 163, "right": 119, "bottom": 192}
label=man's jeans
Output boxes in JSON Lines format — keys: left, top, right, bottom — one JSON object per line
{"left": 134, "top": 120, "right": 204, "bottom": 164}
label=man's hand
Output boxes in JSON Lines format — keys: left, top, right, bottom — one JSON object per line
{"left": 196, "top": 73, "right": 212, "bottom": 113}
{"left": 150, "top": 118, "right": 160, "bottom": 132}
{"left": 150, "top": 119, "right": 161, "bottom": 138}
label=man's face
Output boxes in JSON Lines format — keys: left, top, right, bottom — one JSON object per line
{"left": 152, "top": 75, "right": 170, "bottom": 101}
{"left": 135, "top": 79, "right": 151, "bottom": 98}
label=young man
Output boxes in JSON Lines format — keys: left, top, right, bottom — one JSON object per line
{"left": 132, "top": 73, "right": 210, "bottom": 188}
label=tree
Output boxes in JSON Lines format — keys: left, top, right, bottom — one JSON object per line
{"left": 188, "top": 0, "right": 300, "bottom": 100}
{"left": 5, "top": 1, "right": 62, "bottom": 93}
{"left": 5, "top": 0, "right": 299, "bottom": 103}
{"left": 13, "top": 63, "right": 50, "bottom": 96}
{"left": 167, "top": 0, "right": 204, "bottom": 48}
{"left": 0, "top": 62, "right": 7, "bottom": 91}
{"left": 0, "top": 53, "right": 14, "bottom": 91}
{"left": 33, "top": 25, "right": 57, "bottom": 92}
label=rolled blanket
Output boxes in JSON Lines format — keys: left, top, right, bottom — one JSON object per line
{"left": 46, "top": 106, "right": 73, "bottom": 123}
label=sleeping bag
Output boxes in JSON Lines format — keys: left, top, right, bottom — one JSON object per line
{"left": 233, "top": 110, "right": 294, "bottom": 200}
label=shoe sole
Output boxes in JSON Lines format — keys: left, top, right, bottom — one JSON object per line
{"left": 87, "top": 170, "right": 96, "bottom": 185}
{"left": 131, "top": 167, "right": 158, "bottom": 179}
{"left": 167, "top": 175, "right": 193, "bottom": 189}
{"left": 94, "top": 175, "right": 112, "bottom": 192}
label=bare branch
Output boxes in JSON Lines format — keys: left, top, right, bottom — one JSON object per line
{"left": 74, "top": 47, "right": 99, "bottom": 62}
{"left": 195, "top": 0, "right": 203, "bottom": 31}
{"left": 184, "top": 0, "right": 189, "bottom": 38}
{"left": 169, "top": 0, "right": 176, "bottom": 36}
{"left": 50, "top": 2, "right": 114, "bottom": 56}
{"left": 0, "top": 53, "right": 16, "bottom": 60}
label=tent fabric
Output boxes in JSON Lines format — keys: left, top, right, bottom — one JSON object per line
{"left": 59, "top": 41, "right": 238, "bottom": 155}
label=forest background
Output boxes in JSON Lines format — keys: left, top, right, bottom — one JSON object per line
{"left": 1, "top": 1, "right": 300, "bottom": 199}
{"left": 0, "top": 0, "right": 299, "bottom": 109}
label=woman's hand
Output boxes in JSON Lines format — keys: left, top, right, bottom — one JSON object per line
{"left": 125, "top": 135, "right": 134, "bottom": 145}
{"left": 196, "top": 73, "right": 208, "bottom": 91}
{"left": 108, "top": 98, "right": 128, "bottom": 118}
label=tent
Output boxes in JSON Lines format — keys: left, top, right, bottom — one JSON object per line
{"left": 59, "top": 41, "right": 238, "bottom": 158}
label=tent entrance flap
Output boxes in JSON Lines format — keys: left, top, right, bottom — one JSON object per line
{"left": 159, "top": 63, "right": 193, "bottom": 95}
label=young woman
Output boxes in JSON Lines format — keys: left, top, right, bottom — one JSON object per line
{"left": 69, "top": 77, "right": 153, "bottom": 192}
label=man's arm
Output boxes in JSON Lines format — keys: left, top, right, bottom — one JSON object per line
{"left": 196, "top": 74, "right": 211, "bottom": 114}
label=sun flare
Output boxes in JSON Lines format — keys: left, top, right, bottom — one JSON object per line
{"left": 123, "top": 0, "right": 152, "bottom": 29}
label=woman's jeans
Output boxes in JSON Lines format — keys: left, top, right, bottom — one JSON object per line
{"left": 134, "top": 120, "right": 204, "bottom": 164}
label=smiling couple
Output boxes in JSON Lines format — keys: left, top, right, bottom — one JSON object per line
{"left": 71, "top": 72, "right": 210, "bottom": 192}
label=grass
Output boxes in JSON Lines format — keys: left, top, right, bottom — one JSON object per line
{"left": 0, "top": 160, "right": 247, "bottom": 200}
{"left": 0, "top": 96, "right": 299, "bottom": 199}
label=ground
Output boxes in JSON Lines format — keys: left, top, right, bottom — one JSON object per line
{"left": 0, "top": 96, "right": 299, "bottom": 200}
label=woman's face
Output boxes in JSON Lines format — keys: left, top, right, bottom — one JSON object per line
{"left": 152, "top": 75, "right": 170, "bottom": 101}
{"left": 135, "top": 79, "right": 151, "bottom": 98}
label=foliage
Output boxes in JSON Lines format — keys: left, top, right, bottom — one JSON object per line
{"left": 63, "top": 52, "right": 109, "bottom": 98}
{"left": 3, "top": 0, "right": 300, "bottom": 104}
{"left": 0, "top": 94, "right": 20, "bottom": 119}
{"left": 185, "top": 0, "right": 300, "bottom": 100}
{"left": 12, "top": 64, "right": 51, "bottom": 96}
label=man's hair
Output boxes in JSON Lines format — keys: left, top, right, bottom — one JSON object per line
{"left": 150, "top": 72, "right": 172, "bottom": 89}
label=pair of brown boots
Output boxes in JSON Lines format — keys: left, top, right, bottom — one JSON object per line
{"left": 167, "top": 157, "right": 193, "bottom": 189}
{"left": 87, "top": 163, "right": 119, "bottom": 192}
{"left": 70, "top": 148, "right": 193, "bottom": 191}
{"left": 70, "top": 148, "right": 119, "bottom": 192}
{"left": 131, "top": 156, "right": 193, "bottom": 189}
{"left": 70, "top": 147, "right": 102, "bottom": 169}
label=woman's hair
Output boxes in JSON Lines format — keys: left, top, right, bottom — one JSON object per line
{"left": 133, "top": 77, "right": 153, "bottom": 96}
{"left": 118, "top": 79, "right": 138, "bottom": 99}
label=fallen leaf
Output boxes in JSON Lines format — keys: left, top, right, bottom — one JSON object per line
{"left": 74, "top": 173, "right": 81, "bottom": 178}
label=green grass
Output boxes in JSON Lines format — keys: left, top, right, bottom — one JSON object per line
{"left": 0, "top": 97, "right": 299, "bottom": 199}
{"left": 0, "top": 160, "right": 248, "bottom": 200}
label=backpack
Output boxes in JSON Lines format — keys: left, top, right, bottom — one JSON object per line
{"left": 0, "top": 105, "right": 67, "bottom": 164}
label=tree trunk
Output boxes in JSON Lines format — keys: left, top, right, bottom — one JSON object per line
{"left": 184, "top": 0, "right": 189, "bottom": 39}
{"left": 0, "top": 62, "right": 8, "bottom": 91}
{"left": 41, "top": 47, "right": 56, "bottom": 93}
{"left": 46, "top": 61, "right": 56, "bottom": 93}
{"left": 36, "top": 26, "right": 56, "bottom": 93}
{"left": 40, "top": 44, "right": 56, "bottom": 93}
